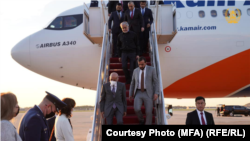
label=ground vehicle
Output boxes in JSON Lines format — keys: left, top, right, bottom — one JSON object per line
{"left": 220, "top": 105, "right": 250, "bottom": 117}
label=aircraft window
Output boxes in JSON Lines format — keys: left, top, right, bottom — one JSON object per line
{"left": 45, "top": 14, "right": 83, "bottom": 30}
{"left": 223, "top": 9, "right": 230, "bottom": 17}
{"left": 199, "top": 11, "right": 205, "bottom": 18}
{"left": 211, "top": 10, "right": 217, "bottom": 17}
{"left": 248, "top": 8, "right": 250, "bottom": 16}
{"left": 235, "top": 9, "right": 242, "bottom": 17}
{"left": 49, "top": 17, "right": 63, "bottom": 29}
{"left": 64, "top": 16, "right": 77, "bottom": 28}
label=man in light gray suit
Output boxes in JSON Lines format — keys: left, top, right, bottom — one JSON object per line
{"left": 100, "top": 72, "right": 127, "bottom": 125}
{"left": 129, "top": 56, "right": 159, "bottom": 125}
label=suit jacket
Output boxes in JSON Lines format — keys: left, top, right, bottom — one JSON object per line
{"left": 108, "top": 11, "right": 124, "bottom": 34}
{"left": 124, "top": 8, "right": 144, "bottom": 33}
{"left": 100, "top": 82, "right": 127, "bottom": 117}
{"left": 186, "top": 110, "right": 215, "bottom": 125}
{"left": 55, "top": 114, "right": 74, "bottom": 141}
{"left": 108, "top": 1, "right": 118, "bottom": 14}
{"left": 47, "top": 116, "right": 56, "bottom": 141}
{"left": 129, "top": 66, "right": 159, "bottom": 99}
{"left": 18, "top": 105, "right": 50, "bottom": 141}
{"left": 122, "top": 1, "right": 140, "bottom": 13}
{"left": 140, "top": 7, "right": 153, "bottom": 29}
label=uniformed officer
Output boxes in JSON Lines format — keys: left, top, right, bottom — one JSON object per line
{"left": 18, "top": 91, "right": 67, "bottom": 141}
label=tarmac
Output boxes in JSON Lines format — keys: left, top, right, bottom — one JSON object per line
{"left": 13, "top": 110, "right": 250, "bottom": 141}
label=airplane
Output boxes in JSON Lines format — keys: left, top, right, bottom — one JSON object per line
{"left": 11, "top": 0, "right": 250, "bottom": 100}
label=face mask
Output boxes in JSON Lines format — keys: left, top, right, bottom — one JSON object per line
{"left": 45, "top": 106, "right": 55, "bottom": 119}
{"left": 15, "top": 106, "right": 20, "bottom": 117}
{"left": 110, "top": 81, "right": 117, "bottom": 86}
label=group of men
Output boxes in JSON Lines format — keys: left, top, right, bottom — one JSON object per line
{"left": 100, "top": 56, "right": 159, "bottom": 125}
{"left": 108, "top": 1, "right": 154, "bottom": 84}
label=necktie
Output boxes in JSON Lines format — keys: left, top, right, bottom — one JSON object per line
{"left": 118, "top": 12, "right": 121, "bottom": 19}
{"left": 131, "top": 10, "right": 133, "bottom": 19}
{"left": 200, "top": 112, "right": 206, "bottom": 125}
{"left": 141, "top": 70, "right": 144, "bottom": 92}
{"left": 142, "top": 8, "right": 144, "bottom": 16}
{"left": 112, "top": 85, "right": 116, "bottom": 109}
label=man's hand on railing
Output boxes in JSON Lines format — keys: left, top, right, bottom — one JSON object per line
{"left": 123, "top": 112, "right": 127, "bottom": 117}
{"left": 101, "top": 112, "right": 105, "bottom": 119}
{"left": 119, "top": 57, "right": 121, "bottom": 62}
{"left": 129, "top": 96, "right": 133, "bottom": 102}
{"left": 153, "top": 94, "right": 158, "bottom": 101}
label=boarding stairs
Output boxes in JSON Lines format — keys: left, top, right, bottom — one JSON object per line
{"left": 83, "top": 1, "right": 177, "bottom": 141}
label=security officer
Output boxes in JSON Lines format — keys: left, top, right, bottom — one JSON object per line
{"left": 18, "top": 91, "right": 67, "bottom": 141}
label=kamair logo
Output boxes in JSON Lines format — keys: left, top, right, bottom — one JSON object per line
{"left": 37, "top": 41, "right": 77, "bottom": 48}
{"left": 165, "top": 0, "right": 250, "bottom": 8}
{"left": 225, "top": 8, "right": 241, "bottom": 24}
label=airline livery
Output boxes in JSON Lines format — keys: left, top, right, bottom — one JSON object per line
{"left": 11, "top": 0, "right": 250, "bottom": 98}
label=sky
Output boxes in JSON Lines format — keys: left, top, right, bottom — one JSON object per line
{"left": 0, "top": 0, "right": 249, "bottom": 108}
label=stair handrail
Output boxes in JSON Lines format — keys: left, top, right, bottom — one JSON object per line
{"left": 90, "top": 22, "right": 111, "bottom": 141}
{"left": 149, "top": 21, "right": 167, "bottom": 125}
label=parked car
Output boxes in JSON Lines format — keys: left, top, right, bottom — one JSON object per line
{"left": 220, "top": 105, "right": 250, "bottom": 117}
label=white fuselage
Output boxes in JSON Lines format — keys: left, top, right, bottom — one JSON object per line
{"left": 11, "top": 0, "right": 250, "bottom": 98}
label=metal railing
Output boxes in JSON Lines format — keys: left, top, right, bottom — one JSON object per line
{"left": 149, "top": 22, "right": 167, "bottom": 125}
{"left": 90, "top": 22, "right": 111, "bottom": 141}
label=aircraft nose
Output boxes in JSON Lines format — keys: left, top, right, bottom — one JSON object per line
{"left": 11, "top": 36, "right": 30, "bottom": 67}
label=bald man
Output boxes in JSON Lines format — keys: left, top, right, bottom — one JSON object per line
{"left": 100, "top": 73, "right": 127, "bottom": 125}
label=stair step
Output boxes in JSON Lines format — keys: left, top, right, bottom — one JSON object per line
{"left": 110, "top": 56, "right": 150, "bottom": 63}
{"left": 126, "top": 106, "right": 155, "bottom": 115}
{"left": 110, "top": 115, "right": 156, "bottom": 124}
{"left": 126, "top": 84, "right": 130, "bottom": 89}
{"left": 110, "top": 62, "right": 151, "bottom": 69}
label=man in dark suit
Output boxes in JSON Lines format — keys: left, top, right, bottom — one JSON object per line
{"left": 18, "top": 91, "right": 67, "bottom": 141}
{"left": 122, "top": 1, "right": 140, "bottom": 13}
{"left": 124, "top": 1, "right": 144, "bottom": 50}
{"left": 100, "top": 72, "right": 127, "bottom": 125}
{"left": 139, "top": 1, "right": 153, "bottom": 54}
{"left": 108, "top": 3, "right": 124, "bottom": 57}
{"left": 186, "top": 96, "right": 215, "bottom": 125}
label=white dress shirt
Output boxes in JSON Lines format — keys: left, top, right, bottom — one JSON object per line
{"left": 130, "top": 7, "right": 135, "bottom": 17}
{"left": 110, "top": 83, "right": 117, "bottom": 92}
{"left": 196, "top": 109, "right": 207, "bottom": 125}
{"left": 138, "top": 65, "right": 147, "bottom": 89}
{"left": 55, "top": 114, "right": 74, "bottom": 141}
